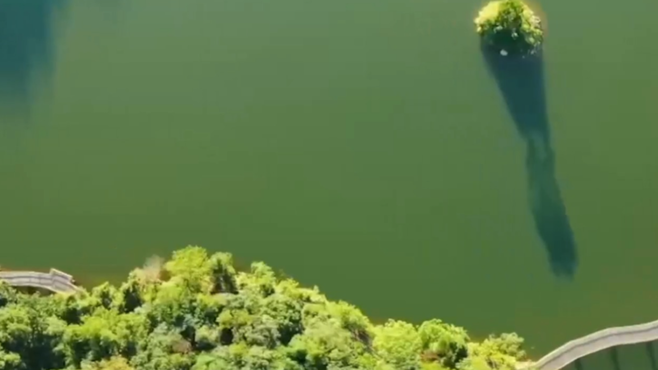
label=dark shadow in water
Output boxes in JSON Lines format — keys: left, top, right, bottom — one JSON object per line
{"left": 0, "top": 0, "right": 68, "bottom": 117}
{"left": 481, "top": 44, "right": 578, "bottom": 278}
{"left": 574, "top": 359, "right": 585, "bottom": 370}
{"left": 609, "top": 347, "right": 622, "bottom": 370}
{"left": 647, "top": 342, "right": 658, "bottom": 370}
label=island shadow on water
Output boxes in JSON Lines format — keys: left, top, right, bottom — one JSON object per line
{"left": 0, "top": 0, "right": 68, "bottom": 119}
{"left": 481, "top": 44, "right": 577, "bottom": 279}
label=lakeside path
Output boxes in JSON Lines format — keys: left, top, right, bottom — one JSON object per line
{"left": 0, "top": 268, "right": 79, "bottom": 293}
{"left": 519, "top": 319, "right": 658, "bottom": 370}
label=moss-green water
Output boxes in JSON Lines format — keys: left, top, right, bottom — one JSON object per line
{"left": 0, "top": 0, "right": 657, "bottom": 367}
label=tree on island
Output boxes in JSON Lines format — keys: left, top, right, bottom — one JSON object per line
{"left": 0, "top": 246, "right": 528, "bottom": 370}
{"left": 475, "top": 0, "right": 544, "bottom": 57}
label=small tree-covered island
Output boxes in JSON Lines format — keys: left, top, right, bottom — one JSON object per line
{"left": 0, "top": 246, "right": 532, "bottom": 370}
{"left": 475, "top": 0, "right": 544, "bottom": 57}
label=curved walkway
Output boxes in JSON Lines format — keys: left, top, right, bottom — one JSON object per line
{"left": 0, "top": 269, "right": 79, "bottom": 293}
{"left": 520, "top": 319, "right": 658, "bottom": 370}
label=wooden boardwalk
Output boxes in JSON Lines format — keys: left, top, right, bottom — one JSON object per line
{"left": 519, "top": 319, "right": 658, "bottom": 370}
{"left": 0, "top": 269, "right": 79, "bottom": 293}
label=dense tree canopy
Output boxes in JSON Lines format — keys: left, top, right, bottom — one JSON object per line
{"left": 475, "top": 0, "right": 543, "bottom": 57}
{"left": 0, "top": 246, "right": 530, "bottom": 370}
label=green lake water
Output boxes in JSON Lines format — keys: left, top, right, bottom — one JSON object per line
{"left": 1, "top": 0, "right": 658, "bottom": 365}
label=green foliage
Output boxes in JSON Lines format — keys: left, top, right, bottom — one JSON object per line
{"left": 0, "top": 297, "right": 67, "bottom": 370}
{"left": 0, "top": 282, "right": 17, "bottom": 308}
{"left": 480, "top": 333, "right": 526, "bottom": 360}
{"left": 0, "top": 351, "right": 21, "bottom": 370}
{"left": 372, "top": 320, "right": 422, "bottom": 368}
{"left": 475, "top": 0, "right": 543, "bottom": 56}
{"left": 0, "top": 246, "right": 529, "bottom": 369}
{"left": 463, "top": 333, "right": 527, "bottom": 370}
{"left": 61, "top": 308, "right": 148, "bottom": 366}
{"left": 80, "top": 356, "right": 134, "bottom": 370}
{"left": 418, "top": 319, "right": 469, "bottom": 368}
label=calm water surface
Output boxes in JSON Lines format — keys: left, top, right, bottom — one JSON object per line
{"left": 1, "top": 0, "right": 657, "bottom": 364}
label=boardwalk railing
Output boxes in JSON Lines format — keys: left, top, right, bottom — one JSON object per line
{"left": 0, "top": 269, "right": 79, "bottom": 293}
{"left": 520, "top": 319, "right": 658, "bottom": 370}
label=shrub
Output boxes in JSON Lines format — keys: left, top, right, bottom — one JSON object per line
{"left": 475, "top": 0, "right": 543, "bottom": 56}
